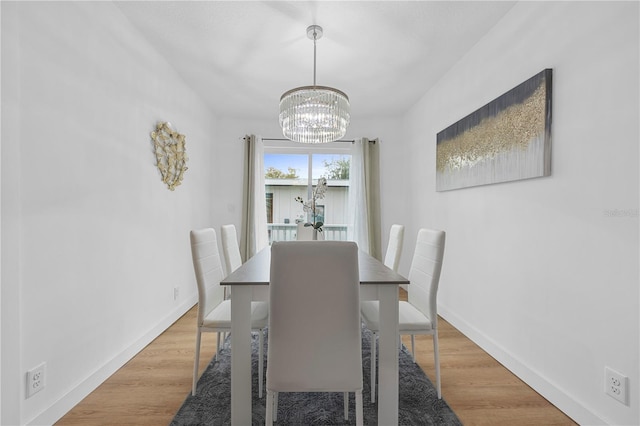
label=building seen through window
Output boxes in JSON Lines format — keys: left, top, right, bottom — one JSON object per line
{"left": 264, "top": 145, "right": 352, "bottom": 243}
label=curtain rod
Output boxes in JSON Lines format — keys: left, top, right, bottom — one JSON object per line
{"left": 242, "top": 137, "right": 375, "bottom": 143}
{"left": 262, "top": 138, "right": 355, "bottom": 143}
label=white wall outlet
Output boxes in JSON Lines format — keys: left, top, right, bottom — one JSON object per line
{"left": 605, "top": 366, "right": 629, "bottom": 405}
{"left": 26, "top": 362, "right": 46, "bottom": 398}
{"left": 173, "top": 287, "right": 179, "bottom": 301}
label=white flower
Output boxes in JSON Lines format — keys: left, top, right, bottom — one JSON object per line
{"left": 294, "top": 177, "right": 328, "bottom": 231}
{"left": 313, "top": 177, "right": 328, "bottom": 200}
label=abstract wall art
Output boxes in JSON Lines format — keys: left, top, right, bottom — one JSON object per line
{"left": 436, "top": 69, "right": 552, "bottom": 191}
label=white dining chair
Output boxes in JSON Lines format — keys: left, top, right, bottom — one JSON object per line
{"left": 383, "top": 224, "right": 405, "bottom": 272}
{"left": 360, "top": 224, "right": 405, "bottom": 304}
{"left": 295, "top": 221, "right": 324, "bottom": 240}
{"left": 221, "top": 223, "right": 269, "bottom": 302}
{"left": 266, "top": 241, "right": 363, "bottom": 425}
{"left": 220, "top": 224, "right": 241, "bottom": 303}
{"left": 361, "top": 228, "right": 446, "bottom": 401}
{"left": 190, "top": 228, "right": 269, "bottom": 397}
{"left": 221, "top": 224, "right": 243, "bottom": 276}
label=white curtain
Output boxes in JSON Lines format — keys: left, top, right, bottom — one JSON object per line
{"left": 240, "top": 134, "right": 268, "bottom": 259}
{"left": 365, "top": 138, "right": 382, "bottom": 260}
{"left": 348, "top": 138, "right": 369, "bottom": 252}
{"left": 348, "top": 138, "right": 381, "bottom": 306}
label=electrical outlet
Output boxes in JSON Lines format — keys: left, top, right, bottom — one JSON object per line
{"left": 26, "top": 363, "right": 46, "bottom": 398}
{"left": 605, "top": 366, "right": 628, "bottom": 405}
{"left": 173, "top": 287, "right": 179, "bottom": 301}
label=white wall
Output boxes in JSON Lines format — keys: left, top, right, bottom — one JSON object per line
{"left": 403, "top": 2, "right": 639, "bottom": 425}
{"left": 1, "top": 3, "right": 216, "bottom": 424}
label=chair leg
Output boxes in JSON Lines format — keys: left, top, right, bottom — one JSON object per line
{"left": 433, "top": 331, "right": 441, "bottom": 399}
{"left": 274, "top": 392, "right": 278, "bottom": 422}
{"left": 355, "top": 390, "right": 364, "bottom": 426}
{"left": 411, "top": 334, "right": 416, "bottom": 362}
{"left": 192, "top": 330, "right": 202, "bottom": 396}
{"left": 216, "top": 331, "right": 221, "bottom": 360}
{"left": 370, "top": 332, "right": 376, "bottom": 403}
{"left": 343, "top": 392, "right": 348, "bottom": 420}
{"left": 265, "top": 390, "right": 274, "bottom": 426}
{"left": 258, "top": 329, "right": 264, "bottom": 398}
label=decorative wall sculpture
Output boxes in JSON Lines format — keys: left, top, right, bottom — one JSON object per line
{"left": 151, "top": 122, "right": 188, "bottom": 191}
{"left": 436, "top": 69, "right": 552, "bottom": 191}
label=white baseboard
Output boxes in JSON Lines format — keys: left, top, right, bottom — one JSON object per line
{"left": 437, "top": 303, "right": 607, "bottom": 426}
{"left": 27, "top": 295, "right": 198, "bottom": 426}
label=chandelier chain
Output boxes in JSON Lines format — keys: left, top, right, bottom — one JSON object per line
{"left": 312, "top": 29, "right": 317, "bottom": 86}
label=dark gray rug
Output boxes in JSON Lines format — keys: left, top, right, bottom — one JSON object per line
{"left": 171, "top": 326, "right": 462, "bottom": 425}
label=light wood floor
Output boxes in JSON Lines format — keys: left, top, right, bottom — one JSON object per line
{"left": 57, "top": 290, "right": 577, "bottom": 425}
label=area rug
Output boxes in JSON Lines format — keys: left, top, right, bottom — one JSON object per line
{"left": 171, "top": 326, "right": 462, "bottom": 425}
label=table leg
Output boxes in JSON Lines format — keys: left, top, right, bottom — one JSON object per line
{"left": 230, "top": 285, "right": 252, "bottom": 425}
{"left": 377, "top": 284, "right": 399, "bottom": 425}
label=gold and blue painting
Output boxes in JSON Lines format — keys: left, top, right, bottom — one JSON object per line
{"left": 436, "top": 69, "right": 552, "bottom": 191}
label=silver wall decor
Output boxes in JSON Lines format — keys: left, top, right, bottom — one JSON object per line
{"left": 436, "top": 69, "right": 552, "bottom": 191}
{"left": 151, "top": 122, "right": 188, "bottom": 191}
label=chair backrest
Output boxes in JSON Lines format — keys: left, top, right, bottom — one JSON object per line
{"left": 268, "top": 241, "right": 361, "bottom": 392}
{"left": 383, "top": 224, "right": 405, "bottom": 272}
{"left": 407, "top": 228, "right": 446, "bottom": 326}
{"left": 296, "top": 221, "right": 325, "bottom": 240}
{"left": 221, "top": 224, "right": 243, "bottom": 275}
{"left": 190, "top": 228, "right": 226, "bottom": 326}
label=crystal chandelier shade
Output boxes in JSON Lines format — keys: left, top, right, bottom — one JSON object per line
{"left": 279, "top": 85, "right": 350, "bottom": 144}
{"left": 279, "top": 25, "right": 350, "bottom": 144}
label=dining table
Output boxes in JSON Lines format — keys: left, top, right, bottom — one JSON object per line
{"left": 221, "top": 244, "right": 409, "bottom": 425}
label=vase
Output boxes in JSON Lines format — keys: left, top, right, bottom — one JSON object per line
{"left": 313, "top": 229, "right": 318, "bottom": 240}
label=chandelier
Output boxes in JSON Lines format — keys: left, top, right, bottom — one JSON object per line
{"left": 279, "top": 25, "right": 350, "bottom": 144}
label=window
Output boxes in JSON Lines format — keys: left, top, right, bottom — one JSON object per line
{"left": 263, "top": 140, "right": 352, "bottom": 243}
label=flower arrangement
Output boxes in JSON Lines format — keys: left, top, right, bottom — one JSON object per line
{"left": 295, "top": 177, "right": 327, "bottom": 233}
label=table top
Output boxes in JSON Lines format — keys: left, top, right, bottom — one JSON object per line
{"left": 221, "top": 245, "right": 410, "bottom": 286}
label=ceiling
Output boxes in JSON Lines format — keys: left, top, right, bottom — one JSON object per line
{"left": 115, "top": 1, "right": 516, "bottom": 121}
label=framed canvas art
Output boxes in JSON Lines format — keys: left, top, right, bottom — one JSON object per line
{"left": 436, "top": 69, "right": 552, "bottom": 191}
